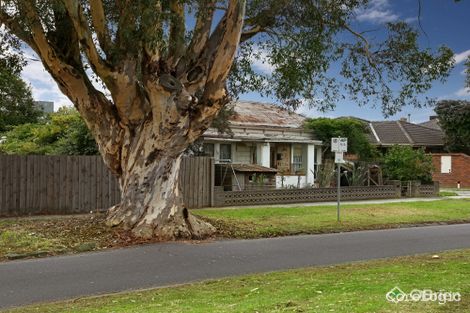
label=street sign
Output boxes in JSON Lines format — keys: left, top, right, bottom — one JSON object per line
{"left": 331, "top": 137, "right": 348, "bottom": 152}
{"left": 331, "top": 137, "right": 348, "bottom": 223}
{"left": 335, "top": 152, "right": 345, "bottom": 164}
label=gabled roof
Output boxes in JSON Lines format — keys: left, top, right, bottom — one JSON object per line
{"left": 418, "top": 119, "right": 441, "bottom": 131}
{"left": 367, "top": 120, "right": 444, "bottom": 147}
{"left": 229, "top": 101, "right": 306, "bottom": 129}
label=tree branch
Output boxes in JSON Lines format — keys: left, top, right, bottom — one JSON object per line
{"left": 187, "top": 0, "right": 216, "bottom": 59}
{"left": 19, "top": 3, "right": 123, "bottom": 173}
{"left": 342, "top": 23, "right": 383, "bottom": 81}
{"left": 141, "top": 1, "right": 163, "bottom": 63}
{"left": 168, "top": 0, "right": 185, "bottom": 67}
{"left": 89, "top": 0, "right": 112, "bottom": 56}
{"left": 62, "top": 0, "right": 114, "bottom": 84}
{"left": 186, "top": 0, "right": 246, "bottom": 140}
{"left": 0, "top": 9, "right": 38, "bottom": 52}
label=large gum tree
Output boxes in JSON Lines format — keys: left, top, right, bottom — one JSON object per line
{"left": 0, "top": 0, "right": 454, "bottom": 239}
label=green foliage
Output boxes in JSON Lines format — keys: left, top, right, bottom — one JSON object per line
{"left": 435, "top": 100, "right": 470, "bottom": 154}
{"left": 346, "top": 163, "right": 368, "bottom": 187}
{"left": 0, "top": 30, "right": 41, "bottom": 132}
{"left": 0, "top": 66, "right": 42, "bottom": 133}
{"left": 306, "top": 117, "right": 378, "bottom": 160}
{"left": 314, "top": 159, "right": 335, "bottom": 188}
{"left": 0, "top": 1, "right": 455, "bottom": 119}
{"left": 230, "top": 3, "right": 454, "bottom": 116}
{"left": 382, "top": 146, "right": 434, "bottom": 183}
{"left": 0, "top": 108, "right": 98, "bottom": 155}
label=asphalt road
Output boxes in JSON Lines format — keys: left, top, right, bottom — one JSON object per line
{"left": 2, "top": 223, "right": 470, "bottom": 309}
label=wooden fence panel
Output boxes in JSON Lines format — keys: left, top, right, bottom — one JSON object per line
{"left": 0, "top": 155, "right": 213, "bottom": 216}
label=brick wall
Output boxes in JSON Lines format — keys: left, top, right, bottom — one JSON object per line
{"left": 431, "top": 153, "right": 470, "bottom": 188}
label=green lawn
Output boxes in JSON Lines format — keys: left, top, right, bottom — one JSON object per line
{"left": 1, "top": 199, "right": 470, "bottom": 261}
{"left": 5, "top": 249, "right": 470, "bottom": 313}
{"left": 439, "top": 191, "right": 459, "bottom": 197}
{"left": 195, "top": 199, "right": 470, "bottom": 238}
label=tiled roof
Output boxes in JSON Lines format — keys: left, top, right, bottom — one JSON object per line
{"left": 418, "top": 119, "right": 441, "bottom": 131}
{"left": 367, "top": 120, "right": 444, "bottom": 146}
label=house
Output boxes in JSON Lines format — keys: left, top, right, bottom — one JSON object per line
{"left": 33, "top": 101, "right": 54, "bottom": 113}
{"left": 431, "top": 153, "right": 470, "bottom": 188}
{"left": 418, "top": 116, "right": 441, "bottom": 131}
{"left": 201, "top": 101, "right": 322, "bottom": 189}
{"left": 364, "top": 117, "right": 470, "bottom": 187}
{"left": 365, "top": 118, "right": 445, "bottom": 153}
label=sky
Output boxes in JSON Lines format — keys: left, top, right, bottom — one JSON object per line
{"left": 20, "top": 0, "right": 470, "bottom": 123}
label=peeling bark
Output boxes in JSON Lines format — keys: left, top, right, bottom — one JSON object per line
{"left": 107, "top": 108, "right": 215, "bottom": 239}
{"left": 0, "top": 0, "right": 246, "bottom": 240}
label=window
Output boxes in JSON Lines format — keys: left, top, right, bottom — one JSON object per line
{"left": 441, "top": 156, "right": 452, "bottom": 173}
{"left": 202, "top": 143, "right": 214, "bottom": 157}
{"left": 292, "top": 144, "right": 304, "bottom": 173}
{"left": 220, "top": 144, "right": 232, "bottom": 162}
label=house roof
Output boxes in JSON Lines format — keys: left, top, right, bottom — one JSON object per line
{"left": 367, "top": 120, "right": 444, "bottom": 147}
{"left": 202, "top": 101, "right": 321, "bottom": 144}
{"left": 229, "top": 101, "right": 306, "bottom": 129}
{"left": 217, "top": 163, "right": 278, "bottom": 173}
{"left": 418, "top": 118, "right": 441, "bottom": 131}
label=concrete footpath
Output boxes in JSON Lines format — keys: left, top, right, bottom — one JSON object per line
{"left": 2, "top": 223, "right": 470, "bottom": 309}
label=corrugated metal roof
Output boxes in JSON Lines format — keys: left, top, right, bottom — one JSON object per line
{"left": 229, "top": 101, "right": 306, "bottom": 128}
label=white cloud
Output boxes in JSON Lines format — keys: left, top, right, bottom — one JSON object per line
{"left": 404, "top": 16, "right": 419, "bottom": 23}
{"left": 250, "top": 48, "right": 275, "bottom": 74}
{"left": 454, "top": 49, "right": 470, "bottom": 65}
{"left": 455, "top": 87, "right": 470, "bottom": 97}
{"left": 356, "top": 0, "right": 399, "bottom": 24}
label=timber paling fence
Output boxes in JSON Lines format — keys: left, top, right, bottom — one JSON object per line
{"left": 0, "top": 155, "right": 439, "bottom": 216}
{"left": 0, "top": 155, "right": 214, "bottom": 216}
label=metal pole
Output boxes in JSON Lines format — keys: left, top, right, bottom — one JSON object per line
{"left": 337, "top": 163, "right": 341, "bottom": 222}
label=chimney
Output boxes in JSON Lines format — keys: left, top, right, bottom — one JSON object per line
{"left": 429, "top": 115, "right": 438, "bottom": 121}
{"left": 399, "top": 117, "right": 407, "bottom": 122}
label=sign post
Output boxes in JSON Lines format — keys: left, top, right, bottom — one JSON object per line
{"left": 331, "top": 137, "right": 347, "bottom": 222}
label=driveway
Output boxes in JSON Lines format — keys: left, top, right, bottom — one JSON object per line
{"left": 2, "top": 223, "right": 470, "bottom": 309}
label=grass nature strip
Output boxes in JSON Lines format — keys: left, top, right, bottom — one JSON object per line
{"left": 1, "top": 199, "right": 469, "bottom": 261}
{"left": 4, "top": 249, "right": 470, "bottom": 313}
{"left": 195, "top": 199, "right": 470, "bottom": 238}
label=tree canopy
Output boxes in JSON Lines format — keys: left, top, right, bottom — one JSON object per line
{"left": 306, "top": 117, "right": 378, "bottom": 160}
{"left": 382, "top": 145, "right": 434, "bottom": 183}
{"left": 0, "top": 107, "right": 98, "bottom": 155}
{"left": 0, "top": 32, "right": 42, "bottom": 132}
{"left": 435, "top": 100, "right": 470, "bottom": 155}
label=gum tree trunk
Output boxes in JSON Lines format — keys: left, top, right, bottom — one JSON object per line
{"left": 107, "top": 152, "right": 215, "bottom": 240}
{"left": 104, "top": 92, "right": 219, "bottom": 239}
{"left": 0, "top": 0, "right": 245, "bottom": 239}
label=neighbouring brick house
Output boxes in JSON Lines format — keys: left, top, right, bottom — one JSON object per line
{"left": 363, "top": 117, "right": 470, "bottom": 188}
{"left": 431, "top": 153, "right": 470, "bottom": 188}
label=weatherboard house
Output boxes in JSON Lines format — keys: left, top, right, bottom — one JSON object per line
{"left": 200, "top": 101, "right": 322, "bottom": 189}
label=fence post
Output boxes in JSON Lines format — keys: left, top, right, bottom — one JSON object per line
{"left": 210, "top": 158, "right": 215, "bottom": 207}
{"left": 433, "top": 181, "right": 440, "bottom": 196}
